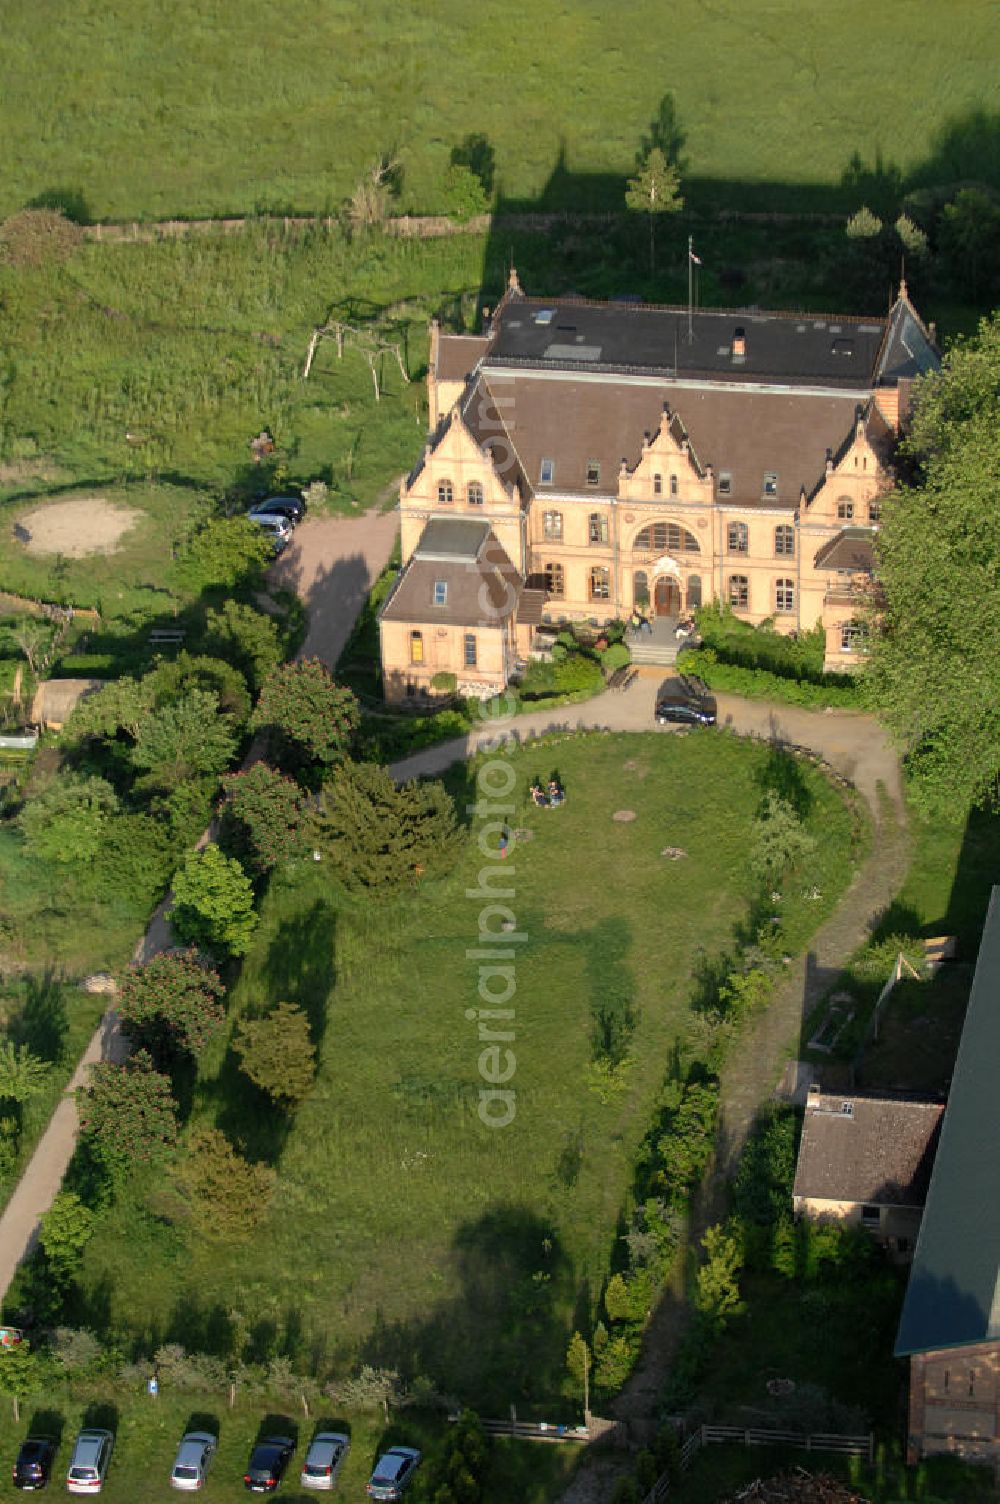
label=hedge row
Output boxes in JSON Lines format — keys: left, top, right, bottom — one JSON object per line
{"left": 680, "top": 647, "right": 864, "bottom": 708}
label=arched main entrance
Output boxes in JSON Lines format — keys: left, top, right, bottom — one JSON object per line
{"left": 654, "top": 576, "right": 681, "bottom": 617}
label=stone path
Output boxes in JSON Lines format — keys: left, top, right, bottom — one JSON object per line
{"left": 390, "top": 673, "right": 907, "bottom": 1502}
{"left": 0, "top": 507, "right": 399, "bottom": 1309}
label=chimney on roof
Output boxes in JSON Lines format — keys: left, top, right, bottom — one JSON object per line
{"left": 807, "top": 1083, "right": 822, "bottom": 1103}
{"left": 732, "top": 326, "right": 747, "bottom": 362}
{"left": 855, "top": 405, "right": 866, "bottom": 439}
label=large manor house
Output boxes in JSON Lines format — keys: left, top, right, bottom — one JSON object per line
{"left": 378, "top": 272, "right": 938, "bottom": 700}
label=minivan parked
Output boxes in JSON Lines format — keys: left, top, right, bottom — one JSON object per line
{"left": 66, "top": 1430, "right": 113, "bottom": 1493}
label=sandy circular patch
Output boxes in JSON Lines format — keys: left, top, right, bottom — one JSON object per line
{"left": 14, "top": 497, "right": 144, "bottom": 557}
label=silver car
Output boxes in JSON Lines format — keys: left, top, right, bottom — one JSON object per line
{"left": 300, "top": 1431, "right": 350, "bottom": 1490}
{"left": 66, "top": 1429, "right": 114, "bottom": 1494}
{"left": 170, "top": 1430, "right": 217, "bottom": 1491}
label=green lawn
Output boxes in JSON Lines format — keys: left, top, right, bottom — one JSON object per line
{"left": 2, "top": 2, "right": 998, "bottom": 219}
{"left": 64, "top": 730, "right": 860, "bottom": 1413}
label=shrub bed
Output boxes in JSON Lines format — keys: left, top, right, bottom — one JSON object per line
{"left": 681, "top": 647, "right": 863, "bottom": 708}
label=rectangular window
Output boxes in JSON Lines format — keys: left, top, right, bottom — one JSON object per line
{"left": 463, "top": 633, "right": 477, "bottom": 668}
{"left": 433, "top": 580, "right": 447, "bottom": 607}
{"left": 840, "top": 621, "right": 868, "bottom": 653}
{"left": 728, "top": 575, "right": 749, "bottom": 610}
{"left": 838, "top": 498, "right": 854, "bottom": 520}
{"left": 409, "top": 632, "right": 424, "bottom": 665}
{"left": 543, "top": 510, "right": 563, "bottom": 540}
{"left": 868, "top": 500, "right": 881, "bottom": 523}
{"left": 775, "top": 578, "right": 795, "bottom": 613}
{"left": 588, "top": 514, "right": 609, "bottom": 545}
{"left": 763, "top": 472, "right": 778, "bottom": 498}
{"left": 860, "top": 1204, "right": 881, "bottom": 1228}
{"left": 727, "top": 521, "right": 748, "bottom": 554}
{"left": 718, "top": 472, "right": 732, "bottom": 496}
{"left": 539, "top": 458, "right": 555, "bottom": 485}
{"left": 589, "top": 567, "right": 610, "bottom": 601}
{"left": 586, "top": 460, "right": 600, "bottom": 487}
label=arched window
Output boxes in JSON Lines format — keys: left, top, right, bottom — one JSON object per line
{"left": 727, "top": 521, "right": 748, "bottom": 554}
{"left": 467, "top": 481, "right": 484, "bottom": 507}
{"left": 437, "top": 479, "right": 453, "bottom": 505}
{"left": 686, "top": 574, "right": 702, "bottom": 609}
{"left": 633, "top": 570, "right": 649, "bottom": 607}
{"left": 589, "top": 567, "right": 610, "bottom": 601}
{"left": 837, "top": 496, "right": 854, "bottom": 520}
{"left": 774, "top": 524, "right": 794, "bottom": 557}
{"left": 670, "top": 474, "right": 678, "bottom": 497}
{"left": 653, "top": 473, "right": 662, "bottom": 496}
{"left": 588, "top": 512, "right": 609, "bottom": 545}
{"left": 543, "top": 510, "right": 563, "bottom": 540}
{"left": 633, "top": 522, "right": 700, "bottom": 553}
{"left": 543, "top": 562, "right": 565, "bottom": 598}
{"left": 775, "top": 577, "right": 795, "bottom": 613}
{"left": 729, "top": 575, "right": 749, "bottom": 609}
{"left": 410, "top": 630, "right": 424, "bottom": 664}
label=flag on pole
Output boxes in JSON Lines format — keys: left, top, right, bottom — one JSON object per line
{"left": 689, "top": 248, "right": 702, "bottom": 265}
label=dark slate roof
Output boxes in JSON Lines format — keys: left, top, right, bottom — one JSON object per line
{"left": 896, "top": 887, "right": 1000, "bottom": 1357}
{"left": 380, "top": 527, "right": 522, "bottom": 628}
{"left": 793, "top": 1090, "right": 943, "bottom": 1207}
{"left": 413, "top": 517, "right": 491, "bottom": 561}
{"left": 813, "top": 528, "right": 877, "bottom": 572}
{"left": 486, "top": 298, "right": 889, "bottom": 387}
{"left": 464, "top": 371, "right": 865, "bottom": 509}
{"left": 877, "top": 298, "right": 940, "bottom": 384}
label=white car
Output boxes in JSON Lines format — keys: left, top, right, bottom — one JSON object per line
{"left": 170, "top": 1430, "right": 217, "bottom": 1491}
{"left": 66, "top": 1429, "right": 114, "bottom": 1493}
{"left": 366, "top": 1446, "right": 421, "bottom": 1500}
{"left": 300, "top": 1431, "right": 350, "bottom": 1490}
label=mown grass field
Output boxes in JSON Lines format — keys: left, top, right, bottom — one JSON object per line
{"left": 3, "top": 2, "right": 998, "bottom": 220}
{"left": 65, "top": 731, "right": 861, "bottom": 1412}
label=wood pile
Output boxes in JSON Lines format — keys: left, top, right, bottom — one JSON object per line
{"left": 727, "top": 1472, "right": 871, "bottom": 1504}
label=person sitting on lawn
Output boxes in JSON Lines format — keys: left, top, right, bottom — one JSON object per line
{"left": 547, "top": 777, "right": 565, "bottom": 807}
{"left": 530, "top": 781, "right": 549, "bottom": 807}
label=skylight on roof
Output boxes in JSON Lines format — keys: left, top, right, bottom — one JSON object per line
{"left": 433, "top": 581, "right": 447, "bottom": 607}
{"left": 534, "top": 309, "right": 555, "bottom": 326}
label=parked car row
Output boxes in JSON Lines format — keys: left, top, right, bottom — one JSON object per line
{"left": 246, "top": 495, "right": 306, "bottom": 556}
{"left": 13, "top": 1425, "right": 420, "bottom": 1496}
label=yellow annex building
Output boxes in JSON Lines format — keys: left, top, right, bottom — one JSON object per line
{"left": 378, "top": 272, "right": 939, "bottom": 701}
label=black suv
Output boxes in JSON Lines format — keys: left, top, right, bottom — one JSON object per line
{"left": 244, "top": 1436, "right": 294, "bottom": 1493}
{"left": 654, "top": 674, "right": 717, "bottom": 726}
{"left": 248, "top": 496, "right": 305, "bottom": 525}
{"left": 13, "top": 1437, "right": 55, "bottom": 1491}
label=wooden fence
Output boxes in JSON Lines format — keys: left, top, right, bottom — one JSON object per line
{"left": 477, "top": 1413, "right": 624, "bottom": 1446}
{"left": 640, "top": 1426, "right": 874, "bottom": 1503}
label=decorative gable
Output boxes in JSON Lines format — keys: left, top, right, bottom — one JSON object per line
{"left": 619, "top": 404, "right": 712, "bottom": 504}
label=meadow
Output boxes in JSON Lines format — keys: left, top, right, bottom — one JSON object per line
{"left": 61, "top": 730, "right": 861, "bottom": 1413}
{"left": 2, "top": 2, "right": 999, "bottom": 221}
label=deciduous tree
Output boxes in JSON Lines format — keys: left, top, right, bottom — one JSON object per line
{"left": 219, "top": 762, "right": 307, "bottom": 875}
{"left": 233, "top": 1001, "right": 316, "bottom": 1107}
{"left": 39, "top": 1191, "right": 95, "bottom": 1279}
{"left": 0, "top": 1041, "right": 50, "bottom": 1104}
{"left": 250, "top": 657, "right": 359, "bottom": 773}
{"left": 203, "top": 600, "right": 282, "bottom": 694}
{"left": 79, "top": 1050, "right": 177, "bottom": 1183}
{"left": 169, "top": 842, "right": 258, "bottom": 956}
{"left": 174, "top": 1126, "right": 276, "bottom": 1239}
{"left": 867, "top": 312, "right": 1000, "bottom": 810}
{"left": 117, "top": 951, "right": 225, "bottom": 1057}
{"left": 177, "top": 516, "right": 272, "bottom": 593}
{"left": 18, "top": 774, "right": 119, "bottom": 866}
{"left": 133, "top": 688, "right": 237, "bottom": 790}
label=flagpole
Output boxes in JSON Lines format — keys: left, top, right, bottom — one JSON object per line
{"left": 687, "top": 235, "right": 693, "bottom": 344}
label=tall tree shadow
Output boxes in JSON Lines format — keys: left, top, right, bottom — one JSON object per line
{"left": 361, "top": 1205, "right": 572, "bottom": 1409}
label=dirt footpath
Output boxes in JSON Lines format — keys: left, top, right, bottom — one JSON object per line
{"left": 0, "top": 506, "right": 399, "bottom": 1309}
{"left": 268, "top": 507, "right": 399, "bottom": 667}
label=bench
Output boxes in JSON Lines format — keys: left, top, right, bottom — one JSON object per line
{"left": 149, "top": 629, "right": 185, "bottom": 646}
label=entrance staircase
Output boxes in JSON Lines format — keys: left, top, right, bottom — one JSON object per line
{"left": 627, "top": 616, "right": 683, "bottom": 667}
